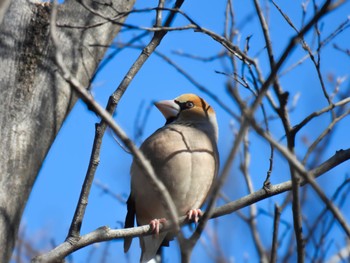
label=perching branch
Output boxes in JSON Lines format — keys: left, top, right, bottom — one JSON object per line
{"left": 32, "top": 147, "right": 350, "bottom": 262}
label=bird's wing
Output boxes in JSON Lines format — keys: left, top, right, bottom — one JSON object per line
{"left": 124, "top": 193, "right": 135, "bottom": 253}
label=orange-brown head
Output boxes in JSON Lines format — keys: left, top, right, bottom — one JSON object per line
{"left": 154, "top": 93, "right": 218, "bottom": 141}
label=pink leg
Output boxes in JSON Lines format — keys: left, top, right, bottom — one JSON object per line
{"left": 149, "top": 218, "right": 167, "bottom": 235}
{"left": 187, "top": 208, "right": 203, "bottom": 223}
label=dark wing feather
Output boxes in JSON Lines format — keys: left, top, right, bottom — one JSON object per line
{"left": 123, "top": 193, "right": 135, "bottom": 253}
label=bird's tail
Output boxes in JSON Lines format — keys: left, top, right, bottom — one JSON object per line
{"left": 140, "top": 232, "right": 167, "bottom": 263}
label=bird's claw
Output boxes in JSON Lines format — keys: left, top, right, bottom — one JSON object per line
{"left": 149, "top": 218, "right": 167, "bottom": 235}
{"left": 187, "top": 208, "right": 203, "bottom": 223}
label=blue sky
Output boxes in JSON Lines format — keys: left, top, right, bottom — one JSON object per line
{"left": 21, "top": 1, "right": 350, "bottom": 262}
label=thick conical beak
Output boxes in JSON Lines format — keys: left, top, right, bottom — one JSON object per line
{"left": 154, "top": 99, "right": 180, "bottom": 119}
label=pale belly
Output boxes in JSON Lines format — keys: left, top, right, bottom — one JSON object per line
{"left": 131, "top": 125, "right": 217, "bottom": 225}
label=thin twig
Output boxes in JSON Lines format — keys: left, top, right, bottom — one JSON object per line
{"left": 334, "top": 43, "right": 350, "bottom": 56}
{"left": 270, "top": 204, "right": 281, "bottom": 263}
{"left": 291, "top": 96, "right": 350, "bottom": 136}
{"left": 303, "top": 108, "right": 350, "bottom": 164}
{"left": 94, "top": 179, "right": 126, "bottom": 204}
{"left": 240, "top": 133, "right": 268, "bottom": 262}
{"left": 272, "top": 0, "right": 334, "bottom": 117}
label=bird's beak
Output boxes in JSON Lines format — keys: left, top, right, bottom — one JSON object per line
{"left": 154, "top": 99, "right": 180, "bottom": 119}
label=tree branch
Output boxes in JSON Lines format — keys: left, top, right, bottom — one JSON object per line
{"left": 270, "top": 204, "right": 281, "bottom": 263}
{"left": 32, "top": 147, "right": 350, "bottom": 262}
{"left": 250, "top": 116, "right": 350, "bottom": 238}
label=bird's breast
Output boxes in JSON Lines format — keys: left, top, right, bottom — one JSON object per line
{"left": 131, "top": 124, "right": 218, "bottom": 223}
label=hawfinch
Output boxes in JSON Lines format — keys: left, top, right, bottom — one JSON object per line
{"left": 124, "top": 94, "right": 219, "bottom": 262}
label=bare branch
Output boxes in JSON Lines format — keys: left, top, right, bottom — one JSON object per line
{"left": 250, "top": 116, "right": 350, "bottom": 238}
{"left": 94, "top": 179, "right": 126, "bottom": 204}
{"left": 270, "top": 204, "right": 281, "bottom": 263}
{"left": 32, "top": 147, "right": 350, "bottom": 262}
{"left": 303, "top": 108, "right": 350, "bottom": 164}
{"left": 213, "top": 148, "right": 350, "bottom": 219}
{"left": 0, "top": 0, "right": 11, "bottom": 25}
{"left": 292, "top": 96, "right": 350, "bottom": 136}
{"left": 240, "top": 134, "right": 268, "bottom": 262}
{"left": 333, "top": 43, "right": 350, "bottom": 56}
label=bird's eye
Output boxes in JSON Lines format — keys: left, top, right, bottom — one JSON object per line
{"left": 185, "top": 101, "right": 194, "bottom": 108}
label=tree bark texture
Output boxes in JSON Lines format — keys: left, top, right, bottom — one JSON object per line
{"left": 0, "top": 0, "right": 135, "bottom": 261}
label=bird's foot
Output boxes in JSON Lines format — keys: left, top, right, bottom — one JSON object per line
{"left": 187, "top": 208, "right": 203, "bottom": 223}
{"left": 149, "top": 218, "right": 167, "bottom": 235}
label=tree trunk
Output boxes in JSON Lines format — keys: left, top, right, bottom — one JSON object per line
{"left": 0, "top": 0, "right": 135, "bottom": 261}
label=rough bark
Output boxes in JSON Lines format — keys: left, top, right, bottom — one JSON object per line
{"left": 0, "top": 0, "right": 135, "bottom": 261}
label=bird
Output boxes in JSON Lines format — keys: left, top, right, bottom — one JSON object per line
{"left": 124, "top": 93, "right": 219, "bottom": 262}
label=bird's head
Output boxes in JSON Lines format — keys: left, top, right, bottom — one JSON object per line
{"left": 154, "top": 93, "right": 218, "bottom": 141}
